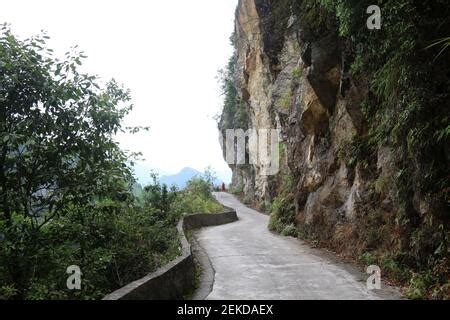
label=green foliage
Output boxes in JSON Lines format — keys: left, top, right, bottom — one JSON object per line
{"left": 221, "top": 0, "right": 450, "bottom": 299}
{"left": 0, "top": 28, "right": 179, "bottom": 300}
{"left": 349, "top": 54, "right": 363, "bottom": 76}
{"left": 374, "top": 175, "right": 390, "bottom": 196}
{"left": 269, "top": 192, "right": 296, "bottom": 234}
{"left": 263, "top": 0, "right": 333, "bottom": 45}
{"left": 406, "top": 273, "right": 434, "bottom": 299}
{"left": 258, "top": 1, "right": 449, "bottom": 298}
{"left": 141, "top": 172, "right": 179, "bottom": 222}
{"left": 275, "top": 88, "right": 292, "bottom": 111}
{"left": 281, "top": 224, "right": 298, "bottom": 237}
{"left": 169, "top": 170, "right": 224, "bottom": 215}
{"left": 335, "top": 135, "right": 373, "bottom": 169}
{"left": 218, "top": 53, "right": 249, "bottom": 131}
{"left": 268, "top": 215, "right": 283, "bottom": 233}
{"left": 323, "top": 1, "right": 450, "bottom": 298}
{"left": 359, "top": 252, "right": 375, "bottom": 266}
{"left": 291, "top": 67, "right": 302, "bottom": 80}
{"left": 0, "top": 26, "right": 136, "bottom": 224}
{"left": 0, "top": 190, "right": 181, "bottom": 300}
{"left": 380, "top": 254, "right": 409, "bottom": 283}
{"left": 139, "top": 168, "right": 223, "bottom": 218}
{"left": 322, "top": 0, "right": 450, "bottom": 203}
{"left": 0, "top": 285, "right": 18, "bottom": 300}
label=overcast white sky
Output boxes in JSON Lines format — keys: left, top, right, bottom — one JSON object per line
{"left": 0, "top": 0, "right": 237, "bottom": 183}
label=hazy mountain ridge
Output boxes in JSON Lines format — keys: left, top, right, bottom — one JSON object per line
{"left": 160, "top": 167, "right": 223, "bottom": 189}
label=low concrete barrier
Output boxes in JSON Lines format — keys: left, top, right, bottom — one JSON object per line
{"left": 183, "top": 207, "right": 237, "bottom": 230}
{"left": 103, "top": 209, "right": 238, "bottom": 300}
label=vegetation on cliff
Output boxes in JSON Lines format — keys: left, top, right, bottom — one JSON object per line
{"left": 320, "top": 0, "right": 449, "bottom": 299}
{"left": 220, "top": 0, "right": 449, "bottom": 299}
{"left": 218, "top": 51, "right": 249, "bottom": 133}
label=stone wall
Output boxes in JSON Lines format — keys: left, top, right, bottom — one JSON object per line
{"left": 183, "top": 207, "right": 237, "bottom": 230}
{"left": 103, "top": 210, "right": 238, "bottom": 300}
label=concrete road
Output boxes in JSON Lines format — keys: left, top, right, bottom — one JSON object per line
{"left": 194, "top": 192, "right": 402, "bottom": 300}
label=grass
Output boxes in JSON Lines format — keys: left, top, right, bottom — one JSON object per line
{"left": 275, "top": 88, "right": 292, "bottom": 111}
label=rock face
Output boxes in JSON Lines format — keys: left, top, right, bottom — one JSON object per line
{"left": 218, "top": 0, "right": 398, "bottom": 253}
{"left": 218, "top": 0, "right": 449, "bottom": 299}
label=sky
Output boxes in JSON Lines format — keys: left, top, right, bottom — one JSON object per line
{"left": 0, "top": 0, "right": 237, "bottom": 183}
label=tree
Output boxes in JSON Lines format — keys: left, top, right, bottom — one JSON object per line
{"left": 0, "top": 25, "right": 136, "bottom": 298}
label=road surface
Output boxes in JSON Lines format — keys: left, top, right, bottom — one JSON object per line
{"left": 193, "top": 192, "right": 402, "bottom": 300}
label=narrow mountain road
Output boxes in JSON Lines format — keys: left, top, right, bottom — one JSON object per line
{"left": 194, "top": 192, "right": 402, "bottom": 300}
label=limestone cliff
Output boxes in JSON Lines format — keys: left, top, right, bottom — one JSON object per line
{"left": 221, "top": 0, "right": 372, "bottom": 225}
{"left": 218, "top": 0, "right": 449, "bottom": 298}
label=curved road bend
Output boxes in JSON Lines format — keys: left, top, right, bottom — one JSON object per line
{"left": 194, "top": 192, "right": 402, "bottom": 300}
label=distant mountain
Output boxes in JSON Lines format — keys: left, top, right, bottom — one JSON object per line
{"left": 160, "top": 167, "right": 222, "bottom": 189}
{"left": 131, "top": 162, "right": 228, "bottom": 188}
{"left": 131, "top": 162, "right": 171, "bottom": 186}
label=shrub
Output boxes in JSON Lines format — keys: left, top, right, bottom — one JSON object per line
{"left": 359, "top": 252, "right": 375, "bottom": 266}
{"left": 170, "top": 174, "right": 224, "bottom": 215}
{"left": 281, "top": 224, "right": 298, "bottom": 237}
{"left": 292, "top": 67, "right": 302, "bottom": 80}
{"left": 406, "top": 273, "right": 434, "bottom": 300}
{"left": 275, "top": 88, "right": 292, "bottom": 111}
